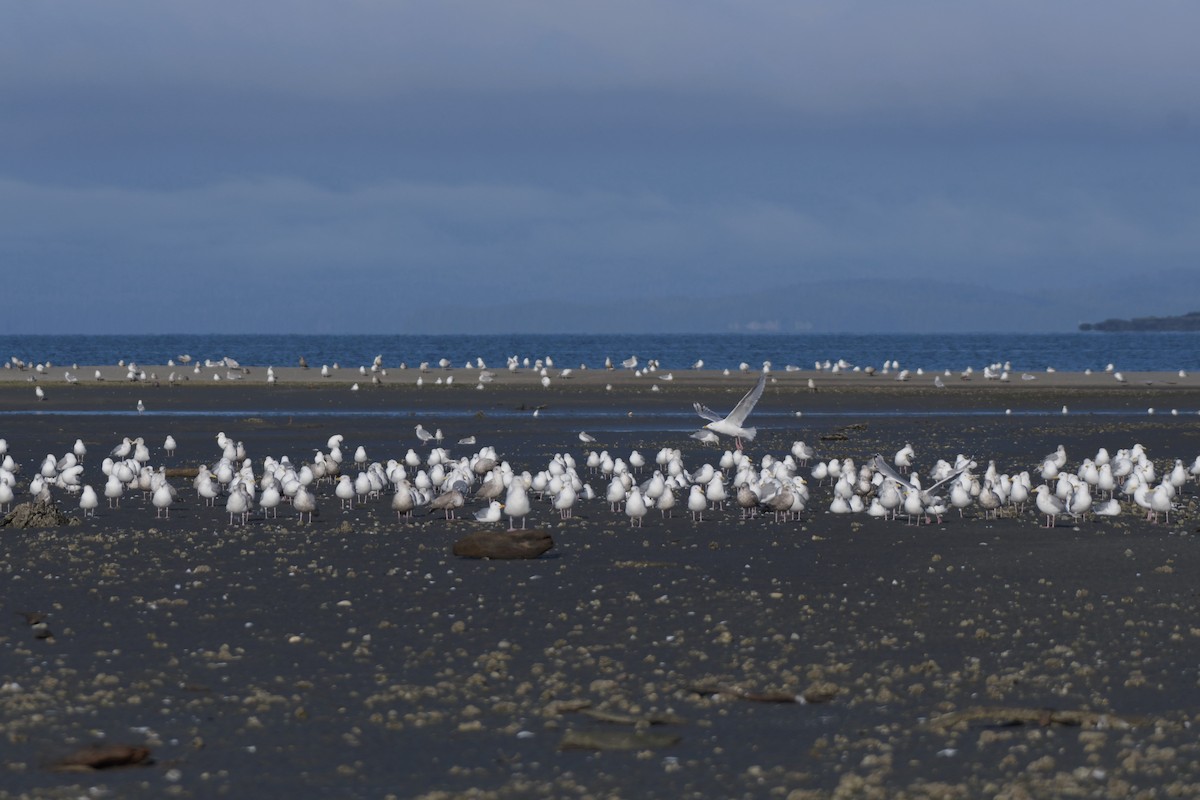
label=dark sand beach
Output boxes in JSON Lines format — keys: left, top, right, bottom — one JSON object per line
{"left": 3, "top": 367, "right": 1200, "bottom": 798}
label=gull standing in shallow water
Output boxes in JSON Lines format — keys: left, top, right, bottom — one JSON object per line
{"left": 693, "top": 372, "right": 767, "bottom": 450}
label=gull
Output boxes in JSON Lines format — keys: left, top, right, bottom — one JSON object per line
{"left": 474, "top": 473, "right": 505, "bottom": 501}
{"left": 136, "top": 399, "right": 145, "bottom": 414}
{"left": 260, "top": 484, "right": 281, "bottom": 518}
{"left": 1034, "top": 485, "right": 1066, "bottom": 528}
{"left": 415, "top": 425, "right": 434, "bottom": 446}
{"left": 79, "top": 485, "right": 98, "bottom": 518}
{"left": 736, "top": 484, "right": 759, "bottom": 518}
{"left": 430, "top": 489, "right": 465, "bottom": 520}
{"left": 625, "top": 487, "right": 647, "bottom": 527}
{"left": 153, "top": 482, "right": 174, "bottom": 519}
{"left": 392, "top": 485, "right": 416, "bottom": 519}
{"left": 579, "top": 432, "right": 596, "bottom": 444}
{"left": 872, "top": 455, "right": 969, "bottom": 523}
{"left": 1149, "top": 484, "right": 1172, "bottom": 524}
{"left": 335, "top": 476, "right": 355, "bottom": 509}
{"left": 687, "top": 484, "right": 707, "bottom": 521}
{"left": 693, "top": 372, "right": 767, "bottom": 450}
{"left": 474, "top": 500, "right": 503, "bottom": 523}
{"left": 504, "top": 482, "right": 531, "bottom": 530}
{"left": 554, "top": 483, "right": 577, "bottom": 519}
{"left": 294, "top": 486, "right": 317, "bottom": 524}
{"left": 225, "top": 488, "right": 249, "bottom": 525}
{"left": 657, "top": 485, "right": 676, "bottom": 517}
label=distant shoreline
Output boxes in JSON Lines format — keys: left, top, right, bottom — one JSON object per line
{"left": 1080, "top": 311, "right": 1200, "bottom": 331}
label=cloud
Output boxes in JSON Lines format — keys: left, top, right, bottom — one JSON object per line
{"left": 5, "top": 1, "right": 1199, "bottom": 135}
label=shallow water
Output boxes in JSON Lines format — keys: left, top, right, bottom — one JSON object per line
{"left": 2, "top": 331, "right": 1198, "bottom": 372}
{"left": 5, "top": 407, "right": 1195, "bottom": 422}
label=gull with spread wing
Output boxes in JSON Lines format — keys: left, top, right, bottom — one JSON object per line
{"left": 872, "top": 454, "right": 971, "bottom": 524}
{"left": 693, "top": 372, "right": 767, "bottom": 450}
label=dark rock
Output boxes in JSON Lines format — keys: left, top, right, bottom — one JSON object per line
{"left": 1, "top": 500, "right": 78, "bottom": 529}
{"left": 453, "top": 530, "right": 554, "bottom": 559}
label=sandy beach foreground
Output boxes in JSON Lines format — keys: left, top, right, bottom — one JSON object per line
{"left": 3, "top": 374, "right": 1200, "bottom": 798}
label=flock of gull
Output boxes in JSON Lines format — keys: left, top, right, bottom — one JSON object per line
{"left": 11, "top": 351, "right": 1189, "bottom": 410}
{"left": 1, "top": 365, "right": 1196, "bottom": 531}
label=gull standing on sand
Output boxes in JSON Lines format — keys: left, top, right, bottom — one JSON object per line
{"left": 294, "top": 486, "right": 317, "bottom": 524}
{"left": 625, "top": 487, "right": 647, "bottom": 527}
{"left": 225, "top": 487, "right": 249, "bottom": 525}
{"left": 260, "top": 484, "right": 281, "bottom": 518}
{"left": 1035, "top": 485, "right": 1066, "bottom": 528}
{"left": 687, "top": 484, "right": 707, "bottom": 521}
{"left": 505, "top": 481, "right": 531, "bottom": 530}
{"left": 79, "top": 485, "right": 98, "bottom": 517}
{"left": 153, "top": 481, "right": 174, "bottom": 519}
{"left": 693, "top": 372, "right": 767, "bottom": 450}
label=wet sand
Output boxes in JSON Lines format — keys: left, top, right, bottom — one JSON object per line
{"left": 3, "top": 372, "right": 1200, "bottom": 798}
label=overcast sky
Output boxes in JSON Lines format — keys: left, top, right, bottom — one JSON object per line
{"left": 3, "top": 1, "right": 1198, "bottom": 333}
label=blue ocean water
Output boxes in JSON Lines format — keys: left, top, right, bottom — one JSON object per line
{"left": 0, "top": 332, "right": 1196, "bottom": 373}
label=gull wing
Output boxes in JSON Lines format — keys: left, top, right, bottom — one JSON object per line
{"left": 872, "top": 454, "right": 916, "bottom": 491}
{"left": 725, "top": 373, "right": 767, "bottom": 427}
{"left": 927, "top": 462, "right": 971, "bottom": 494}
{"left": 693, "top": 402, "right": 724, "bottom": 423}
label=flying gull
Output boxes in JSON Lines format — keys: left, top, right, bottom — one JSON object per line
{"left": 693, "top": 372, "right": 767, "bottom": 450}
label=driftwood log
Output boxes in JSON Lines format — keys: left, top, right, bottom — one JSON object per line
{"left": 51, "top": 744, "right": 153, "bottom": 771}
{"left": 453, "top": 530, "right": 554, "bottom": 559}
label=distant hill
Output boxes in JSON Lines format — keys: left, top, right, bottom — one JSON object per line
{"left": 1080, "top": 312, "right": 1200, "bottom": 332}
